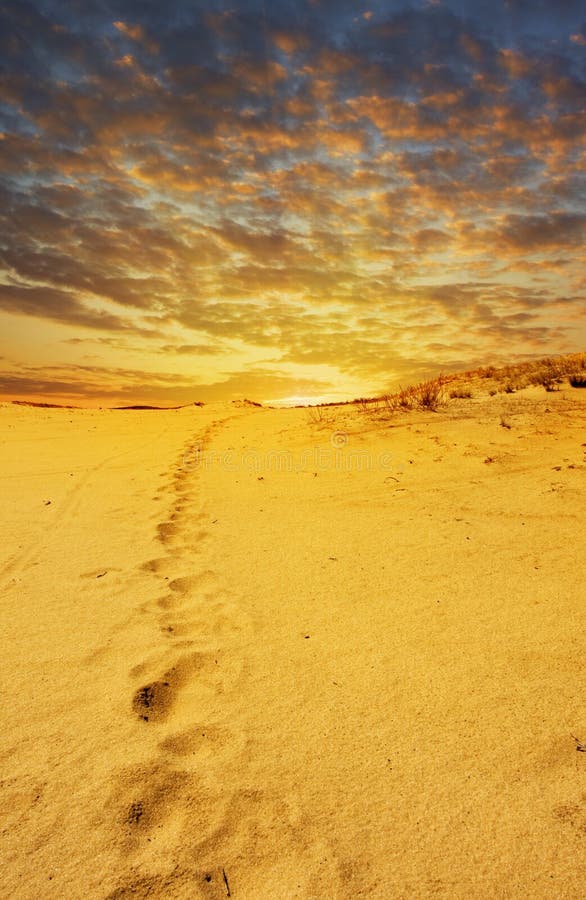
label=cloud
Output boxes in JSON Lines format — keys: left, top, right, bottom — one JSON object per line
{"left": 0, "top": 284, "right": 130, "bottom": 331}
{"left": 461, "top": 213, "right": 586, "bottom": 256}
{"left": 159, "top": 343, "right": 227, "bottom": 355}
{"left": 0, "top": 0, "right": 584, "bottom": 403}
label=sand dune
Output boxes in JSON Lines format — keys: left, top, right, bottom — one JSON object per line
{"left": 0, "top": 383, "right": 585, "bottom": 898}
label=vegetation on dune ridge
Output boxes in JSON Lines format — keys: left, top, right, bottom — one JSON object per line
{"left": 303, "top": 351, "right": 586, "bottom": 416}
{"left": 368, "top": 351, "right": 586, "bottom": 410}
{"left": 476, "top": 352, "right": 586, "bottom": 393}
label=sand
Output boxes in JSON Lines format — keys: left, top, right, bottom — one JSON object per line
{"left": 0, "top": 387, "right": 584, "bottom": 898}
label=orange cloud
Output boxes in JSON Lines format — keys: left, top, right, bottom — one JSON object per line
{"left": 318, "top": 127, "right": 367, "bottom": 157}
{"left": 460, "top": 33, "right": 485, "bottom": 63}
{"left": 232, "top": 59, "right": 288, "bottom": 90}
{"left": 272, "top": 31, "right": 310, "bottom": 56}
{"left": 115, "top": 54, "right": 135, "bottom": 68}
{"left": 114, "top": 21, "right": 145, "bottom": 40}
{"left": 113, "top": 20, "right": 158, "bottom": 53}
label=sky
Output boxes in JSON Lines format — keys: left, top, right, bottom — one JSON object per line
{"left": 0, "top": 0, "right": 585, "bottom": 406}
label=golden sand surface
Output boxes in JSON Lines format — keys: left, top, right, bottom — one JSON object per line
{"left": 0, "top": 386, "right": 584, "bottom": 898}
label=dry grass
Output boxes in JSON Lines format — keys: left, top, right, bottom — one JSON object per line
{"left": 382, "top": 376, "right": 448, "bottom": 413}
{"left": 306, "top": 405, "right": 325, "bottom": 424}
{"left": 307, "top": 352, "right": 585, "bottom": 421}
{"left": 306, "top": 405, "right": 334, "bottom": 425}
{"left": 356, "top": 397, "right": 373, "bottom": 413}
{"left": 478, "top": 352, "right": 586, "bottom": 392}
{"left": 449, "top": 389, "right": 473, "bottom": 399}
{"left": 569, "top": 374, "right": 586, "bottom": 388}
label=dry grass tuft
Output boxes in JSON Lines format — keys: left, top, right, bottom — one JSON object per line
{"left": 306, "top": 405, "right": 334, "bottom": 425}
{"left": 449, "top": 389, "right": 473, "bottom": 399}
{"left": 416, "top": 378, "right": 447, "bottom": 410}
{"left": 382, "top": 376, "right": 447, "bottom": 413}
{"left": 569, "top": 375, "right": 586, "bottom": 388}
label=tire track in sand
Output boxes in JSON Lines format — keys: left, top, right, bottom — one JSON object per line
{"left": 0, "top": 420, "right": 176, "bottom": 586}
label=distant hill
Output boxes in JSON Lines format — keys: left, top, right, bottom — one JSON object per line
{"left": 12, "top": 400, "right": 78, "bottom": 409}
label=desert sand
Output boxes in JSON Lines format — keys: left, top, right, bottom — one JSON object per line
{"left": 0, "top": 376, "right": 585, "bottom": 898}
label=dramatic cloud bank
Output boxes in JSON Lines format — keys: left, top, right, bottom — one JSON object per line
{"left": 1, "top": 0, "right": 585, "bottom": 403}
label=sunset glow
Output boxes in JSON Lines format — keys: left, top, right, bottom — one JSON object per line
{"left": 1, "top": 0, "right": 585, "bottom": 405}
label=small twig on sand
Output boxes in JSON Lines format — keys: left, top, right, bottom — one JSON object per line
{"left": 571, "top": 734, "right": 586, "bottom": 752}
{"left": 222, "top": 868, "right": 231, "bottom": 897}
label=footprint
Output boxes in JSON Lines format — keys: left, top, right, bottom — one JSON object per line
{"left": 160, "top": 725, "right": 231, "bottom": 758}
{"left": 0, "top": 775, "right": 47, "bottom": 832}
{"left": 156, "top": 594, "right": 178, "bottom": 611}
{"left": 156, "top": 521, "right": 179, "bottom": 543}
{"left": 106, "top": 866, "right": 228, "bottom": 899}
{"left": 132, "top": 652, "right": 215, "bottom": 723}
{"left": 141, "top": 557, "right": 173, "bottom": 576}
{"left": 132, "top": 681, "right": 173, "bottom": 723}
{"left": 106, "top": 761, "right": 191, "bottom": 840}
{"left": 158, "top": 622, "right": 191, "bottom": 638}
{"left": 168, "top": 572, "right": 215, "bottom": 595}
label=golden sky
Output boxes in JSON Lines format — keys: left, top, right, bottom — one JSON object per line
{"left": 1, "top": 1, "right": 585, "bottom": 405}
